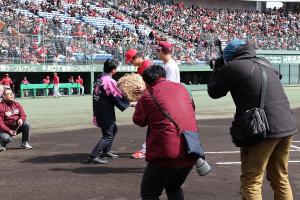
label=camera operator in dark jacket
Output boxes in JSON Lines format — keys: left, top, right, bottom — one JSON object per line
{"left": 207, "top": 39, "right": 297, "bottom": 200}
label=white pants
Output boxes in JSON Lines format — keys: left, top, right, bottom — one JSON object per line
{"left": 141, "top": 142, "right": 146, "bottom": 154}
{"left": 80, "top": 85, "right": 84, "bottom": 95}
{"left": 53, "top": 84, "right": 61, "bottom": 97}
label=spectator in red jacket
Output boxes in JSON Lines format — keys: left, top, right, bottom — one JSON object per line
{"left": 75, "top": 75, "right": 84, "bottom": 95}
{"left": 132, "top": 65, "right": 198, "bottom": 199}
{"left": 0, "top": 88, "right": 32, "bottom": 151}
{"left": 0, "top": 74, "right": 14, "bottom": 89}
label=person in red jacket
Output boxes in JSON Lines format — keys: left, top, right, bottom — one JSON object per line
{"left": 125, "top": 49, "right": 152, "bottom": 76}
{"left": 125, "top": 49, "right": 152, "bottom": 159}
{"left": 0, "top": 73, "right": 14, "bottom": 89}
{"left": 132, "top": 65, "right": 198, "bottom": 199}
{"left": 0, "top": 88, "right": 32, "bottom": 151}
{"left": 21, "top": 76, "right": 30, "bottom": 97}
{"left": 42, "top": 76, "right": 51, "bottom": 84}
{"left": 75, "top": 75, "right": 84, "bottom": 95}
{"left": 53, "top": 72, "right": 61, "bottom": 98}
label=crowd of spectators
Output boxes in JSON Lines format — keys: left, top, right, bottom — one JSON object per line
{"left": 114, "top": 0, "right": 300, "bottom": 50}
{"left": 0, "top": 0, "right": 150, "bottom": 64}
{"left": 0, "top": 0, "right": 300, "bottom": 65}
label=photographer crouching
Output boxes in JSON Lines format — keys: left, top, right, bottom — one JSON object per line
{"left": 207, "top": 39, "right": 297, "bottom": 199}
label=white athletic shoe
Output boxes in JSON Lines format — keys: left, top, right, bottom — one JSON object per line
{"left": 0, "top": 145, "right": 6, "bottom": 151}
{"left": 21, "top": 142, "right": 32, "bottom": 150}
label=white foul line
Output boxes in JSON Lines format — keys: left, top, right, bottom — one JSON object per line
{"left": 205, "top": 151, "right": 240, "bottom": 154}
{"left": 216, "top": 161, "right": 300, "bottom": 165}
{"left": 291, "top": 145, "right": 300, "bottom": 150}
{"left": 216, "top": 162, "right": 241, "bottom": 165}
{"left": 205, "top": 149, "right": 300, "bottom": 154}
{"left": 290, "top": 150, "right": 300, "bottom": 152}
{"left": 292, "top": 141, "right": 300, "bottom": 143}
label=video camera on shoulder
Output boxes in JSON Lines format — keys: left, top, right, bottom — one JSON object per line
{"left": 209, "top": 39, "right": 227, "bottom": 70}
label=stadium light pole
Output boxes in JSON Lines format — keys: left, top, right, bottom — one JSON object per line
{"left": 91, "top": 30, "right": 93, "bottom": 65}
{"left": 85, "top": 35, "right": 88, "bottom": 65}
{"left": 43, "top": 23, "right": 46, "bottom": 66}
{"left": 18, "top": 16, "right": 21, "bottom": 65}
{"left": 17, "top": 1, "right": 21, "bottom": 65}
{"left": 298, "top": 64, "right": 300, "bottom": 84}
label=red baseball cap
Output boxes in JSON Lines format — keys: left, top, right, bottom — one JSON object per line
{"left": 125, "top": 49, "right": 138, "bottom": 64}
{"left": 157, "top": 41, "right": 173, "bottom": 54}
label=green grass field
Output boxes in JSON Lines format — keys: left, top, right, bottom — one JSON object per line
{"left": 18, "top": 86, "right": 300, "bottom": 134}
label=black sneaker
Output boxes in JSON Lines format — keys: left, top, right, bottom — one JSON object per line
{"left": 87, "top": 156, "right": 108, "bottom": 164}
{"left": 104, "top": 152, "right": 119, "bottom": 159}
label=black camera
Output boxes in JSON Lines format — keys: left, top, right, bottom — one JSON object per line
{"left": 209, "top": 57, "right": 224, "bottom": 70}
{"left": 209, "top": 39, "right": 227, "bottom": 70}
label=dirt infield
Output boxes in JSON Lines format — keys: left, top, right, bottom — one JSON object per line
{"left": 1, "top": 109, "right": 299, "bottom": 200}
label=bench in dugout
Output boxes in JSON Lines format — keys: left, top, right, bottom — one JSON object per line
{"left": 20, "top": 83, "right": 81, "bottom": 98}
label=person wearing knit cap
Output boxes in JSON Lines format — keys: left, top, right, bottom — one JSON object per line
{"left": 208, "top": 39, "right": 296, "bottom": 199}
{"left": 222, "top": 39, "right": 246, "bottom": 63}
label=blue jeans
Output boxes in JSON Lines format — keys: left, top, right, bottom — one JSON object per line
{"left": 141, "top": 164, "right": 193, "bottom": 200}
{"left": 0, "top": 122, "right": 30, "bottom": 147}
{"left": 90, "top": 123, "right": 118, "bottom": 157}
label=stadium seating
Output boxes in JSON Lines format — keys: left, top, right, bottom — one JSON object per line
{"left": 1, "top": 0, "right": 299, "bottom": 65}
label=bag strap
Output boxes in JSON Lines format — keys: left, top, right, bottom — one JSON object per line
{"left": 251, "top": 57, "right": 282, "bottom": 79}
{"left": 259, "top": 65, "right": 267, "bottom": 109}
{"left": 148, "top": 91, "right": 182, "bottom": 131}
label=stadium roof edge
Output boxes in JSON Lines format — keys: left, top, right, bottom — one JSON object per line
{"left": 234, "top": 0, "right": 300, "bottom": 1}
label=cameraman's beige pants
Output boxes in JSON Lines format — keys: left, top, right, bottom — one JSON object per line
{"left": 240, "top": 135, "right": 293, "bottom": 200}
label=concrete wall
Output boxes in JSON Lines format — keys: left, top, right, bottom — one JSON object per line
{"left": 173, "top": 0, "right": 257, "bottom": 10}
{"left": 284, "top": 2, "right": 300, "bottom": 11}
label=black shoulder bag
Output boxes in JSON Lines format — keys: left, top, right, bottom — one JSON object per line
{"left": 229, "top": 60, "right": 270, "bottom": 147}
{"left": 251, "top": 57, "right": 282, "bottom": 79}
{"left": 149, "top": 91, "right": 205, "bottom": 159}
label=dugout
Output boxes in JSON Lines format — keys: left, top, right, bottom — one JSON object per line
{"left": 0, "top": 72, "right": 91, "bottom": 97}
